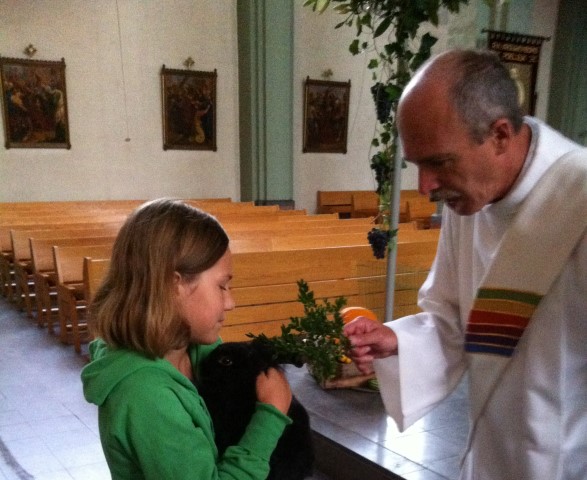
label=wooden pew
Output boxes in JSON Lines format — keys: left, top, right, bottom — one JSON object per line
{"left": 0, "top": 200, "right": 256, "bottom": 299}
{"left": 31, "top": 235, "right": 117, "bottom": 328}
{"left": 10, "top": 224, "right": 122, "bottom": 317}
{"left": 228, "top": 223, "right": 371, "bottom": 239}
{"left": 53, "top": 244, "right": 113, "bottom": 353}
{"left": 230, "top": 227, "right": 435, "bottom": 254}
{"left": 0, "top": 197, "right": 231, "bottom": 300}
{"left": 350, "top": 191, "right": 379, "bottom": 218}
{"left": 0, "top": 197, "right": 231, "bottom": 217}
{"left": 222, "top": 240, "right": 438, "bottom": 341}
{"left": 350, "top": 192, "right": 410, "bottom": 223}
{"left": 228, "top": 222, "right": 433, "bottom": 250}
{"left": 1, "top": 202, "right": 326, "bottom": 302}
{"left": 83, "top": 257, "right": 111, "bottom": 305}
{"left": 316, "top": 190, "right": 366, "bottom": 217}
{"left": 317, "top": 189, "right": 422, "bottom": 219}
{"left": 83, "top": 238, "right": 438, "bottom": 344}
{"left": 223, "top": 217, "right": 373, "bottom": 234}
{"left": 406, "top": 197, "right": 438, "bottom": 228}
{"left": 0, "top": 216, "right": 126, "bottom": 300}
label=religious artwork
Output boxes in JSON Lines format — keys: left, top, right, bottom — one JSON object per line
{"left": 485, "top": 30, "right": 550, "bottom": 116}
{"left": 0, "top": 56, "right": 71, "bottom": 149}
{"left": 161, "top": 66, "right": 217, "bottom": 151}
{"left": 303, "top": 77, "right": 350, "bottom": 154}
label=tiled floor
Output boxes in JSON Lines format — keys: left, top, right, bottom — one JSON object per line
{"left": 0, "top": 298, "right": 108, "bottom": 480}
{"left": 0, "top": 296, "right": 469, "bottom": 480}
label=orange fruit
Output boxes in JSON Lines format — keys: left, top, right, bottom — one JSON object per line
{"left": 340, "top": 306, "right": 378, "bottom": 324}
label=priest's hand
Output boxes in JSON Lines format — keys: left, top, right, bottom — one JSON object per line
{"left": 343, "top": 317, "right": 398, "bottom": 374}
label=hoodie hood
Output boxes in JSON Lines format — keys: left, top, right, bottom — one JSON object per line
{"left": 81, "top": 338, "right": 194, "bottom": 406}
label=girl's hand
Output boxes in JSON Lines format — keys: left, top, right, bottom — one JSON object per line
{"left": 256, "top": 368, "right": 292, "bottom": 415}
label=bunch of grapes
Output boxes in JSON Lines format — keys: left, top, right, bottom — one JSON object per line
{"left": 370, "top": 82, "right": 392, "bottom": 124}
{"left": 367, "top": 228, "right": 391, "bottom": 259}
{"left": 370, "top": 152, "right": 392, "bottom": 195}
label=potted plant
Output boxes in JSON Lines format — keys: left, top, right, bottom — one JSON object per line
{"left": 248, "top": 280, "right": 376, "bottom": 389}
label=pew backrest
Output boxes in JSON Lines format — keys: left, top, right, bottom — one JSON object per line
{"left": 83, "top": 257, "right": 111, "bottom": 303}
{"left": 53, "top": 244, "right": 114, "bottom": 285}
{"left": 31, "top": 236, "right": 116, "bottom": 274}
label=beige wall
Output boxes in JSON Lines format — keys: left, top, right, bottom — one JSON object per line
{"left": 0, "top": 1, "right": 560, "bottom": 208}
{"left": 0, "top": 0, "right": 240, "bottom": 202}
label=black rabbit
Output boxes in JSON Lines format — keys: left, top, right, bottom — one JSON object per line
{"left": 197, "top": 340, "right": 314, "bottom": 480}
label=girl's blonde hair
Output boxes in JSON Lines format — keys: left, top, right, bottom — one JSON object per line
{"left": 90, "top": 198, "right": 229, "bottom": 357}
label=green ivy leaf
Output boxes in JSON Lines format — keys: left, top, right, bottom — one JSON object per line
{"left": 385, "top": 84, "right": 403, "bottom": 102}
{"left": 316, "top": 0, "right": 331, "bottom": 13}
{"left": 368, "top": 58, "right": 379, "bottom": 69}
{"left": 374, "top": 16, "right": 392, "bottom": 38}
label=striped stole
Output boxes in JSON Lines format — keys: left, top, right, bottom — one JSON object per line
{"left": 465, "top": 288, "right": 542, "bottom": 357}
{"left": 465, "top": 149, "right": 587, "bottom": 358}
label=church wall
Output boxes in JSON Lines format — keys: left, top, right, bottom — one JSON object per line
{"left": 0, "top": 0, "right": 240, "bottom": 202}
{"left": 0, "top": 1, "right": 559, "bottom": 209}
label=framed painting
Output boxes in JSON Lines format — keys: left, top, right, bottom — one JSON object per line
{"left": 0, "top": 56, "right": 71, "bottom": 149}
{"left": 303, "top": 77, "right": 350, "bottom": 154}
{"left": 161, "top": 66, "right": 217, "bottom": 151}
{"left": 485, "top": 30, "right": 550, "bottom": 116}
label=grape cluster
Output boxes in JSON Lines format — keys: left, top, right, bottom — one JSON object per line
{"left": 370, "top": 151, "right": 392, "bottom": 195}
{"left": 367, "top": 228, "right": 391, "bottom": 259}
{"left": 370, "top": 82, "right": 392, "bottom": 124}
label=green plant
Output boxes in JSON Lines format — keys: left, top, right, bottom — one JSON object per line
{"left": 304, "top": 0, "right": 468, "bottom": 257}
{"left": 247, "top": 279, "right": 351, "bottom": 384}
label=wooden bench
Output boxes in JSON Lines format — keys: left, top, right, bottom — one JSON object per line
{"left": 349, "top": 191, "right": 379, "bottom": 218}
{"left": 0, "top": 198, "right": 233, "bottom": 302}
{"left": 350, "top": 192, "right": 411, "bottom": 223}
{"left": 83, "top": 257, "right": 111, "bottom": 305}
{"left": 0, "top": 216, "right": 126, "bottom": 300}
{"left": 53, "top": 244, "right": 114, "bottom": 353}
{"left": 10, "top": 224, "right": 122, "bottom": 317}
{"left": 0, "top": 197, "right": 230, "bottom": 216}
{"left": 230, "top": 223, "right": 436, "bottom": 253}
{"left": 405, "top": 196, "right": 439, "bottom": 228}
{"left": 223, "top": 240, "right": 438, "bottom": 341}
{"left": 317, "top": 189, "right": 423, "bottom": 220}
{"left": 83, "top": 236, "right": 438, "bottom": 345}
{"left": 0, "top": 200, "right": 290, "bottom": 300}
{"left": 31, "top": 235, "right": 117, "bottom": 328}
{"left": 316, "top": 190, "right": 369, "bottom": 217}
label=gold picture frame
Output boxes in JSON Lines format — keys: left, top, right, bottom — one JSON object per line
{"left": 485, "top": 30, "right": 550, "bottom": 116}
{"left": 0, "top": 56, "right": 71, "bottom": 149}
{"left": 161, "top": 65, "right": 217, "bottom": 151}
{"left": 303, "top": 77, "right": 350, "bottom": 154}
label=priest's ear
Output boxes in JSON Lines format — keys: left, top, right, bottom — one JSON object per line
{"left": 488, "top": 118, "right": 515, "bottom": 155}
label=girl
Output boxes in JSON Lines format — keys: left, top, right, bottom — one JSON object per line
{"left": 81, "top": 198, "right": 292, "bottom": 479}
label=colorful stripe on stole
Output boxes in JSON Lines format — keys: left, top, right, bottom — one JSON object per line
{"left": 465, "top": 288, "right": 542, "bottom": 357}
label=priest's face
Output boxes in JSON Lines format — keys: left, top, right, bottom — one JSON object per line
{"left": 398, "top": 85, "right": 511, "bottom": 216}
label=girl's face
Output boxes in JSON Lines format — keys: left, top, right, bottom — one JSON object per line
{"left": 174, "top": 249, "right": 235, "bottom": 345}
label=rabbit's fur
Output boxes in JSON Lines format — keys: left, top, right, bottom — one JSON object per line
{"left": 197, "top": 340, "right": 314, "bottom": 480}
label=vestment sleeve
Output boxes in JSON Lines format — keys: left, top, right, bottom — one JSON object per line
{"left": 374, "top": 211, "right": 467, "bottom": 431}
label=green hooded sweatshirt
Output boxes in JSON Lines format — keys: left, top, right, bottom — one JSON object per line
{"left": 81, "top": 338, "right": 291, "bottom": 480}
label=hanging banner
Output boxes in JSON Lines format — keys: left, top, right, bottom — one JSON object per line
{"left": 484, "top": 30, "right": 550, "bottom": 116}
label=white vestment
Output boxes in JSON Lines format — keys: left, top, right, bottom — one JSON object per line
{"left": 374, "top": 118, "right": 587, "bottom": 480}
